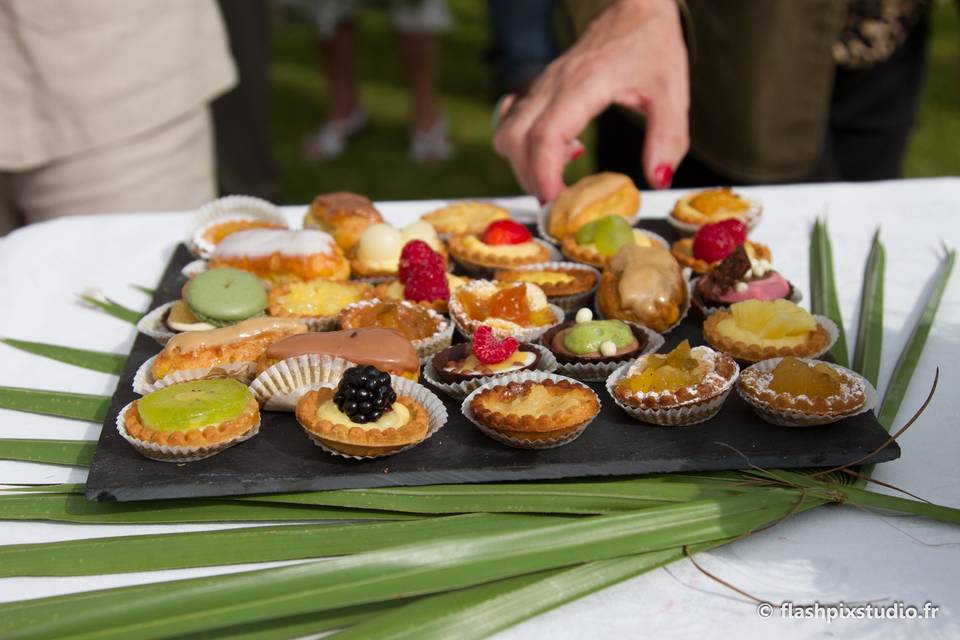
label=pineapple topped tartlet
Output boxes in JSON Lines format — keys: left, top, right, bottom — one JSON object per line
{"left": 702, "top": 299, "right": 835, "bottom": 362}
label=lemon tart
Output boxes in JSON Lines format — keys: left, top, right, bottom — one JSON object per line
{"left": 268, "top": 280, "right": 373, "bottom": 328}
{"left": 703, "top": 299, "right": 833, "bottom": 362}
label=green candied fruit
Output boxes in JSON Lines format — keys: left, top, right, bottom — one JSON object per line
{"left": 563, "top": 320, "right": 635, "bottom": 355}
{"left": 593, "top": 215, "right": 634, "bottom": 256}
{"left": 574, "top": 219, "right": 599, "bottom": 245}
{"left": 138, "top": 379, "right": 251, "bottom": 432}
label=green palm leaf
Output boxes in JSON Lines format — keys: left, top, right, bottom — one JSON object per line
{"left": 78, "top": 295, "right": 143, "bottom": 324}
{"left": 0, "top": 440, "right": 94, "bottom": 467}
{"left": 809, "top": 219, "right": 849, "bottom": 366}
{"left": 0, "top": 388, "right": 109, "bottom": 422}
{"left": 852, "top": 229, "right": 885, "bottom": 385}
{"left": 1, "top": 339, "right": 126, "bottom": 375}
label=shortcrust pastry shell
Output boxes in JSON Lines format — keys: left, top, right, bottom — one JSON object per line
{"left": 702, "top": 312, "right": 831, "bottom": 362}
{"left": 494, "top": 265, "right": 597, "bottom": 297}
{"left": 671, "top": 238, "right": 772, "bottom": 275}
{"left": 737, "top": 363, "right": 867, "bottom": 416}
{"left": 421, "top": 202, "right": 511, "bottom": 236}
{"left": 124, "top": 397, "right": 260, "bottom": 447}
{"left": 447, "top": 235, "right": 552, "bottom": 269}
{"left": 611, "top": 352, "right": 738, "bottom": 410}
{"left": 469, "top": 378, "right": 599, "bottom": 439}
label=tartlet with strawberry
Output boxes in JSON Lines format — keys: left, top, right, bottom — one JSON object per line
{"left": 431, "top": 325, "right": 544, "bottom": 384}
{"left": 374, "top": 240, "right": 470, "bottom": 313}
{"left": 670, "top": 219, "right": 771, "bottom": 275}
{"left": 448, "top": 219, "right": 552, "bottom": 272}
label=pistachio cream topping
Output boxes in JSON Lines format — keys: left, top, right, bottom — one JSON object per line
{"left": 562, "top": 320, "right": 635, "bottom": 355}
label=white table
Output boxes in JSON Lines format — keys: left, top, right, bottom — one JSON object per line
{"left": 1, "top": 178, "right": 958, "bottom": 638}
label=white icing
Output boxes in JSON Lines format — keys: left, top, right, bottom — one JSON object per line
{"left": 213, "top": 229, "right": 335, "bottom": 258}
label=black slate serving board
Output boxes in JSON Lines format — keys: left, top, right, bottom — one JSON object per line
{"left": 86, "top": 225, "right": 899, "bottom": 502}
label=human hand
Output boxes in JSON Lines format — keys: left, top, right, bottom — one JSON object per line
{"left": 493, "top": 0, "right": 689, "bottom": 202}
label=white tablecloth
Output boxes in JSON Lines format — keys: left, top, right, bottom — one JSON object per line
{"left": 0, "top": 178, "right": 958, "bottom": 638}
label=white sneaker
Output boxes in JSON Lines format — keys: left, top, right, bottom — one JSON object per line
{"left": 409, "top": 116, "right": 454, "bottom": 165}
{"left": 302, "top": 106, "right": 368, "bottom": 160}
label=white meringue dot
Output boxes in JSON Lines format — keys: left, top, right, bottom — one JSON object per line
{"left": 575, "top": 308, "right": 593, "bottom": 324}
{"left": 599, "top": 340, "right": 617, "bottom": 357}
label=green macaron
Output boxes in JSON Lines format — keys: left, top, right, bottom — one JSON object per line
{"left": 185, "top": 268, "right": 267, "bottom": 326}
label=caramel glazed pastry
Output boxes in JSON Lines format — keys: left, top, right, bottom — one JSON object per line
{"left": 470, "top": 378, "right": 600, "bottom": 443}
{"left": 151, "top": 316, "right": 307, "bottom": 381}
{"left": 598, "top": 244, "right": 687, "bottom": 334}
{"left": 209, "top": 228, "right": 350, "bottom": 284}
{"left": 548, "top": 172, "right": 640, "bottom": 240}
{"left": 257, "top": 328, "right": 422, "bottom": 380}
{"left": 303, "top": 191, "right": 383, "bottom": 252}
{"left": 296, "top": 365, "right": 430, "bottom": 456}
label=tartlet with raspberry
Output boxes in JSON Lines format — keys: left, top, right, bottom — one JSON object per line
{"left": 670, "top": 219, "right": 771, "bottom": 275}
{"left": 373, "top": 240, "right": 470, "bottom": 313}
{"left": 431, "top": 325, "right": 544, "bottom": 384}
{"left": 448, "top": 219, "right": 552, "bottom": 272}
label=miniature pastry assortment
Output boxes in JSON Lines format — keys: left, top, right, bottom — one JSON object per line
{"left": 546, "top": 172, "right": 640, "bottom": 241}
{"left": 671, "top": 219, "right": 772, "bottom": 275}
{"left": 420, "top": 201, "right": 510, "bottom": 236}
{"left": 209, "top": 228, "right": 350, "bottom": 284}
{"left": 737, "top": 357, "right": 873, "bottom": 426}
{"left": 466, "top": 374, "right": 601, "bottom": 448}
{"left": 597, "top": 244, "right": 688, "bottom": 333}
{"left": 350, "top": 220, "right": 444, "bottom": 279}
{"left": 669, "top": 187, "right": 761, "bottom": 232}
{"left": 702, "top": 299, "right": 834, "bottom": 362}
{"left": 295, "top": 364, "right": 441, "bottom": 457}
{"left": 303, "top": 191, "right": 383, "bottom": 252}
{"left": 608, "top": 340, "right": 738, "bottom": 425}
{"left": 119, "top": 379, "right": 261, "bottom": 461}
{"left": 692, "top": 245, "right": 795, "bottom": 314}
{"left": 449, "top": 280, "right": 562, "bottom": 340}
{"left": 124, "top": 181, "right": 868, "bottom": 463}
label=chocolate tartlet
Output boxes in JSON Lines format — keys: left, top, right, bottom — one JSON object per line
{"left": 692, "top": 245, "right": 794, "bottom": 315}
{"left": 431, "top": 342, "right": 542, "bottom": 384}
{"left": 541, "top": 319, "right": 648, "bottom": 365}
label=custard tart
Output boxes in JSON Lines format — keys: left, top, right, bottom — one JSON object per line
{"left": 420, "top": 201, "right": 510, "bottom": 236}
{"left": 268, "top": 280, "right": 373, "bottom": 329}
{"left": 702, "top": 299, "right": 834, "bottom": 362}
{"left": 448, "top": 220, "right": 551, "bottom": 271}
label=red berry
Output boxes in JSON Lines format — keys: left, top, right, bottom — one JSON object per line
{"left": 481, "top": 220, "right": 532, "bottom": 245}
{"left": 692, "top": 219, "right": 747, "bottom": 263}
{"left": 472, "top": 325, "right": 520, "bottom": 364}
{"left": 399, "top": 240, "right": 444, "bottom": 284}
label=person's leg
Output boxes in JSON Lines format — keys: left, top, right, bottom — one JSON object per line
{"left": 12, "top": 107, "right": 216, "bottom": 222}
{"left": 396, "top": 32, "right": 441, "bottom": 133}
{"left": 0, "top": 174, "right": 25, "bottom": 236}
{"left": 323, "top": 21, "right": 362, "bottom": 123}
{"left": 213, "top": 0, "right": 281, "bottom": 202}
{"left": 827, "top": 14, "right": 930, "bottom": 181}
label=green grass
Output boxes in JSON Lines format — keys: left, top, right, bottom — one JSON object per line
{"left": 269, "top": 1, "right": 958, "bottom": 204}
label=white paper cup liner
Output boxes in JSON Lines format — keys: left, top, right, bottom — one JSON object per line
{"left": 494, "top": 261, "right": 601, "bottom": 312}
{"left": 137, "top": 302, "right": 178, "bottom": 345}
{"left": 461, "top": 371, "right": 600, "bottom": 449}
{"left": 116, "top": 401, "right": 261, "bottom": 462}
{"left": 451, "top": 239, "right": 561, "bottom": 277}
{"left": 250, "top": 354, "right": 355, "bottom": 411}
{"left": 181, "top": 259, "right": 209, "bottom": 279}
{"left": 536, "top": 201, "right": 642, "bottom": 246}
{"left": 423, "top": 344, "right": 559, "bottom": 400}
{"left": 544, "top": 323, "right": 666, "bottom": 382}
{"left": 605, "top": 353, "right": 739, "bottom": 426}
{"left": 666, "top": 200, "right": 763, "bottom": 237}
{"left": 133, "top": 355, "right": 258, "bottom": 395}
{"left": 736, "top": 357, "right": 878, "bottom": 427}
{"left": 594, "top": 270, "right": 692, "bottom": 335}
{"left": 691, "top": 276, "right": 803, "bottom": 317}
{"left": 298, "top": 375, "right": 448, "bottom": 460}
{"left": 188, "top": 196, "right": 287, "bottom": 258}
{"left": 337, "top": 299, "right": 453, "bottom": 359}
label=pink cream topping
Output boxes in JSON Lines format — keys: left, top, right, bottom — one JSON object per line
{"left": 716, "top": 272, "right": 791, "bottom": 303}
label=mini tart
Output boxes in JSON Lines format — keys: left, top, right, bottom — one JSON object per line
{"left": 670, "top": 188, "right": 761, "bottom": 228}
{"left": 189, "top": 195, "right": 288, "bottom": 258}
{"left": 448, "top": 280, "right": 563, "bottom": 341}
{"left": 295, "top": 387, "right": 429, "bottom": 457}
{"left": 469, "top": 378, "right": 600, "bottom": 443}
{"left": 702, "top": 307, "right": 832, "bottom": 363}
{"left": 561, "top": 228, "right": 664, "bottom": 268}
{"left": 420, "top": 201, "right": 510, "bottom": 236}
{"left": 540, "top": 320, "right": 648, "bottom": 366}
{"left": 737, "top": 358, "right": 868, "bottom": 425}
{"left": 597, "top": 245, "right": 689, "bottom": 334}
{"left": 373, "top": 273, "right": 470, "bottom": 313}
{"left": 337, "top": 299, "right": 452, "bottom": 358}
{"left": 303, "top": 191, "right": 383, "bottom": 252}
{"left": 165, "top": 299, "right": 216, "bottom": 333}
{"left": 431, "top": 342, "right": 542, "bottom": 384}
{"left": 494, "top": 264, "right": 596, "bottom": 298}
{"left": 670, "top": 238, "right": 772, "bottom": 275}
{"left": 608, "top": 346, "right": 738, "bottom": 425}
{"left": 547, "top": 172, "right": 640, "bottom": 240}
{"left": 124, "top": 396, "right": 259, "bottom": 450}
{"left": 448, "top": 234, "right": 552, "bottom": 271}
{"left": 268, "top": 280, "right": 373, "bottom": 328}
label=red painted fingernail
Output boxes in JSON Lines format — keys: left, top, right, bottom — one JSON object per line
{"left": 568, "top": 146, "right": 584, "bottom": 162}
{"left": 537, "top": 197, "right": 547, "bottom": 206}
{"left": 654, "top": 163, "right": 673, "bottom": 189}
